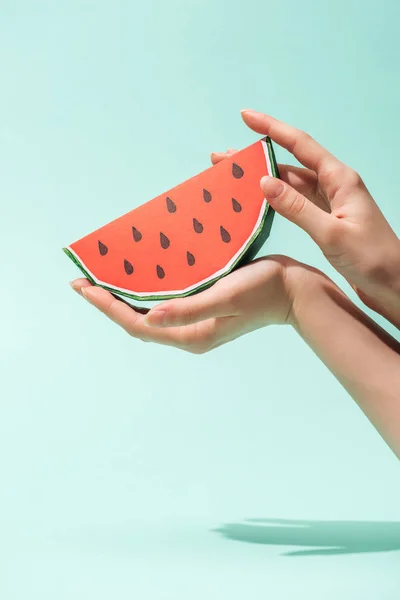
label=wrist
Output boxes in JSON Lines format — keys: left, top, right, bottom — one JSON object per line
{"left": 360, "top": 239, "right": 400, "bottom": 327}
{"left": 384, "top": 239, "right": 400, "bottom": 300}
{"left": 283, "top": 261, "right": 329, "bottom": 330}
{"left": 256, "top": 256, "right": 318, "bottom": 327}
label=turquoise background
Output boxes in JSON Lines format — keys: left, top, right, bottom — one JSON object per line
{"left": 1, "top": 1, "right": 400, "bottom": 598}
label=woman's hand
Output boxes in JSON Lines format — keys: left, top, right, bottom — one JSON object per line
{"left": 70, "top": 255, "right": 307, "bottom": 353}
{"left": 70, "top": 254, "right": 400, "bottom": 458}
{"left": 214, "top": 110, "right": 400, "bottom": 327}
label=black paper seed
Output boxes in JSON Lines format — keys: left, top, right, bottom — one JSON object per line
{"left": 156, "top": 265, "right": 165, "bottom": 279}
{"left": 220, "top": 226, "right": 231, "bottom": 243}
{"left": 124, "top": 259, "right": 134, "bottom": 275}
{"left": 193, "top": 218, "right": 204, "bottom": 233}
{"left": 132, "top": 226, "right": 142, "bottom": 242}
{"left": 98, "top": 240, "right": 108, "bottom": 256}
{"left": 232, "top": 163, "right": 244, "bottom": 178}
{"left": 232, "top": 198, "right": 242, "bottom": 213}
{"left": 203, "top": 189, "right": 212, "bottom": 203}
{"left": 160, "top": 232, "right": 170, "bottom": 249}
{"left": 187, "top": 251, "right": 195, "bottom": 266}
{"left": 166, "top": 196, "right": 177, "bottom": 213}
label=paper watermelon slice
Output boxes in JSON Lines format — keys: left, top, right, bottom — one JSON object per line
{"left": 64, "top": 136, "right": 279, "bottom": 301}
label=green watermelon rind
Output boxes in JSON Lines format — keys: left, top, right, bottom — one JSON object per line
{"left": 63, "top": 136, "right": 279, "bottom": 302}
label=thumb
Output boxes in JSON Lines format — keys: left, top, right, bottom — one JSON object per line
{"left": 261, "top": 176, "right": 331, "bottom": 244}
{"left": 144, "top": 286, "right": 232, "bottom": 328}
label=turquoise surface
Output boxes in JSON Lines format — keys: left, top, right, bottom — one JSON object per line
{"left": 1, "top": 1, "right": 399, "bottom": 598}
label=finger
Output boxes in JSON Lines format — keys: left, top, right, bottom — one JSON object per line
{"left": 209, "top": 152, "right": 318, "bottom": 195}
{"left": 209, "top": 144, "right": 327, "bottom": 210}
{"left": 210, "top": 149, "right": 237, "bottom": 165}
{"left": 278, "top": 165, "right": 330, "bottom": 212}
{"left": 79, "top": 285, "right": 217, "bottom": 350}
{"left": 260, "top": 175, "right": 332, "bottom": 244}
{"left": 209, "top": 149, "right": 318, "bottom": 194}
{"left": 72, "top": 281, "right": 252, "bottom": 353}
{"left": 208, "top": 155, "right": 328, "bottom": 212}
{"left": 70, "top": 278, "right": 92, "bottom": 296}
{"left": 80, "top": 286, "right": 147, "bottom": 331}
{"left": 70, "top": 279, "right": 149, "bottom": 313}
{"left": 241, "top": 110, "right": 343, "bottom": 179}
{"left": 144, "top": 284, "right": 236, "bottom": 328}
{"left": 278, "top": 164, "right": 316, "bottom": 196}
{"left": 211, "top": 151, "right": 228, "bottom": 165}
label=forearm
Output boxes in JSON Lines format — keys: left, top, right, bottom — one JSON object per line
{"left": 362, "top": 240, "right": 400, "bottom": 329}
{"left": 289, "top": 267, "right": 400, "bottom": 458}
{"left": 372, "top": 278, "right": 400, "bottom": 331}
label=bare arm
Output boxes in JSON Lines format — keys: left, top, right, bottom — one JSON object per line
{"left": 288, "top": 264, "right": 400, "bottom": 458}
{"left": 72, "top": 254, "right": 400, "bottom": 458}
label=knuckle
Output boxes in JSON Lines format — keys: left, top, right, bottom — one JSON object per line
{"left": 300, "top": 130, "right": 313, "bottom": 144}
{"left": 324, "top": 220, "right": 343, "bottom": 248}
{"left": 170, "top": 302, "right": 194, "bottom": 326}
{"left": 284, "top": 190, "right": 307, "bottom": 218}
{"left": 222, "top": 291, "right": 239, "bottom": 314}
{"left": 180, "top": 322, "right": 216, "bottom": 355}
{"left": 201, "top": 318, "right": 218, "bottom": 342}
{"left": 318, "top": 168, "right": 334, "bottom": 188}
{"left": 126, "top": 318, "right": 141, "bottom": 339}
{"left": 106, "top": 297, "right": 121, "bottom": 315}
{"left": 188, "top": 346, "right": 203, "bottom": 355}
{"left": 177, "top": 328, "right": 195, "bottom": 348}
{"left": 292, "top": 130, "right": 312, "bottom": 153}
{"left": 319, "top": 165, "right": 346, "bottom": 188}
{"left": 345, "top": 168, "right": 363, "bottom": 188}
{"left": 319, "top": 165, "right": 362, "bottom": 195}
{"left": 183, "top": 306, "right": 195, "bottom": 326}
{"left": 213, "top": 281, "right": 238, "bottom": 313}
{"left": 127, "top": 327, "right": 138, "bottom": 339}
{"left": 189, "top": 343, "right": 212, "bottom": 355}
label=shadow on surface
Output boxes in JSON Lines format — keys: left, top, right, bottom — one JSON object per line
{"left": 213, "top": 518, "right": 400, "bottom": 556}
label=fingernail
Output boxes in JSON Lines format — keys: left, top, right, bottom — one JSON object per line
{"left": 81, "top": 287, "right": 93, "bottom": 304}
{"left": 240, "top": 108, "right": 263, "bottom": 117}
{"left": 144, "top": 309, "right": 168, "bottom": 327}
{"left": 227, "top": 148, "right": 235, "bottom": 153}
{"left": 69, "top": 281, "right": 81, "bottom": 293}
{"left": 260, "top": 176, "right": 284, "bottom": 199}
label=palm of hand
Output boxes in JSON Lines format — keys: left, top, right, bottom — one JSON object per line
{"left": 71, "top": 256, "right": 293, "bottom": 353}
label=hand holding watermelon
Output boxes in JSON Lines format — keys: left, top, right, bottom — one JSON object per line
{"left": 69, "top": 111, "right": 400, "bottom": 457}
{"left": 240, "top": 110, "right": 400, "bottom": 328}
{"left": 69, "top": 109, "right": 400, "bottom": 334}
{"left": 71, "top": 245, "right": 400, "bottom": 458}
{"left": 71, "top": 254, "right": 302, "bottom": 353}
